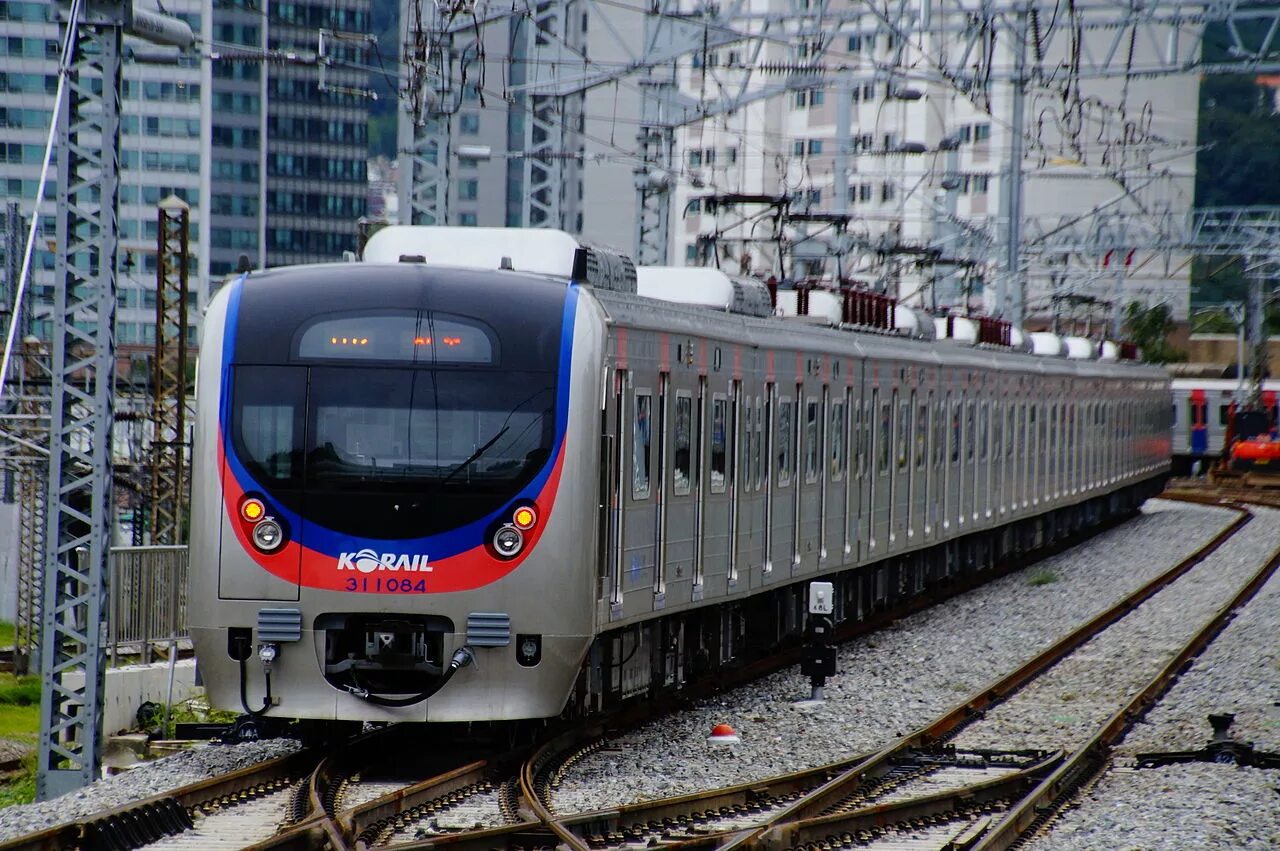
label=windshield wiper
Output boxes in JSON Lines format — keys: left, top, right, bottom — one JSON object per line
{"left": 440, "top": 426, "right": 510, "bottom": 485}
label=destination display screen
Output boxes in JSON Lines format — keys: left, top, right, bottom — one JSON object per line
{"left": 295, "top": 310, "right": 498, "bottom": 365}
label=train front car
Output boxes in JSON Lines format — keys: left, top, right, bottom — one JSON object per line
{"left": 190, "top": 261, "right": 604, "bottom": 721}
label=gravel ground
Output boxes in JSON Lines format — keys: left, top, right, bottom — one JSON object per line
{"left": 0, "top": 738, "right": 302, "bottom": 842}
{"left": 553, "top": 498, "right": 1237, "bottom": 812}
{"left": 1026, "top": 505, "right": 1280, "bottom": 849}
{"left": 952, "top": 506, "right": 1280, "bottom": 753}
{"left": 1025, "top": 763, "right": 1280, "bottom": 850}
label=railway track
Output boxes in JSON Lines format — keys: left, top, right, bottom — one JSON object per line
{"left": 3, "top": 493, "right": 1267, "bottom": 851}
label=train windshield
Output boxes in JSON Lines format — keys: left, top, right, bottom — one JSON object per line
{"left": 232, "top": 365, "right": 557, "bottom": 539}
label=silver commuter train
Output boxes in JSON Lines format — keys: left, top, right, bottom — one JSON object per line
{"left": 189, "top": 227, "right": 1171, "bottom": 724}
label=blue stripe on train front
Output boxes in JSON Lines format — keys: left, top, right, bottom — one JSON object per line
{"left": 219, "top": 275, "right": 580, "bottom": 561}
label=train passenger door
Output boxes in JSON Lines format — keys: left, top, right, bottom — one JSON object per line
{"left": 619, "top": 378, "right": 658, "bottom": 613}
{"left": 797, "top": 384, "right": 824, "bottom": 574}
{"left": 700, "top": 382, "right": 733, "bottom": 597}
{"left": 826, "top": 382, "right": 850, "bottom": 564}
{"left": 663, "top": 380, "right": 695, "bottom": 603}
{"left": 772, "top": 385, "right": 798, "bottom": 575}
{"left": 1189, "top": 389, "right": 1207, "bottom": 456}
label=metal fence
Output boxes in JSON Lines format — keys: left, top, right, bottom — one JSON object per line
{"left": 108, "top": 545, "right": 188, "bottom": 664}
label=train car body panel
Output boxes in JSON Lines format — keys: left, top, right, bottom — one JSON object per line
{"left": 191, "top": 240, "right": 1170, "bottom": 726}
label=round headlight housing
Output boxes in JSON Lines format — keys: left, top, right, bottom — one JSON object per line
{"left": 252, "top": 518, "right": 285, "bottom": 552}
{"left": 492, "top": 524, "right": 523, "bottom": 559}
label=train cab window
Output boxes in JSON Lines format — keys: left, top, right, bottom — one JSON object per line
{"left": 711, "top": 397, "right": 728, "bottom": 493}
{"left": 805, "top": 399, "right": 820, "bottom": 482}
{"left": 233, "top": 365, "right": 305, "bottom": 483}
{"left": 673, "top": 394, "right": 693, "bottom": 495}
{"left": 830, "top": 399, "right": 846, "bottom": 479}
{"left": 633, "top": 392, "right": 652, "bottom": 498}
{"left": 777, "top": 398, "right": 794, "bottom": 485}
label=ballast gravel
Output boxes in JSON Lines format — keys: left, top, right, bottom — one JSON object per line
{"left": 0, "top": 738, "right": 301, "bottom": 842}
{"left": 951, "top": 506, "right": 1280, "bottom": 754}
{"left": 1025, "top": 762, "right": 1280, "bottom": 850}
{"left": 1027, "top": 506, "right": 1280, "bottom": 849}
{"left": 553, "top": 498, "right": 1237, "bottom": 812}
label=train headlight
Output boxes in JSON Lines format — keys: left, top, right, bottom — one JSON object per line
{"left": 252, "top": 518, "right": 285, "bottom": 552}
{"left": 492, "top": 524, "right": 523, "bottom": 559}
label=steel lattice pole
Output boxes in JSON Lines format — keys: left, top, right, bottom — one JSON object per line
{"left": 38, "top": 2, "right": 123, "bottom": 798}
{"left": 149, "top": 198, "right": 190, "bottom": 545}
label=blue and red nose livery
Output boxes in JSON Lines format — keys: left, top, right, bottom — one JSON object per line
{"left": 216, "top": 266, "right": 579, "bottom": 593}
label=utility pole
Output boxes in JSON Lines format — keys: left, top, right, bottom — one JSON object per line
{"left": 37, "top": 0, "right": 193, "bottom": 798}
{"left": 149, "top": 197, "right": 191, "bottom": 545}
{"left": 998, "top": 4, "right": 1029, "bottom": 324}
{"left": 1246, "top": 258, "right": 1269, "bottom": 412}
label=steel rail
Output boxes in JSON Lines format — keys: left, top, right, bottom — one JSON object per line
{"left": 0, "top": 747, "right": 321, "bottom": 851}
{"left": 712, "top": 501, "right": 1250, "bottom": 849}
{"left": 970, "top": 521, "right": 1280, "bottom": 850}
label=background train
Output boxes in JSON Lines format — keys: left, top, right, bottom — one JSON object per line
{"left": 1170, "top": 378, "right": 1280, "bottom": 474}
{"left": 189, "top": 227, "right": 1171, "bottom": 725}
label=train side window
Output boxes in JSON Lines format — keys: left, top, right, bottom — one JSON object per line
{"left": 950, "top": 399, "right": 961, "bottom": 463}
{"left": 979, "top": 402, "right": 989, "bottom": 461}
{"left": 878, "top": 395, "right": 891, "bottom": 475}
{"left": 895, "top": 391, "right": 908, "bottom": 471}
{"left": 805, "top": 398, "right": 820, "bottom": 482}
{"left": 933, "top": 397, "right": 945, "bottom": 468}
{"left": 673, "top": 393, "right": 693, "bottom": 496}
{"left": 711, "top": 396, "right": 728, "bottom": 493}
{"left": 992, "top": 401, "right": 1003, "bottom": 460}
{"left": 1219, "top": 404, "right": 1230, "bottom": 426}
{"left": 966, "top": 401, "right": 976, "bottom": 462}
{"left": 754, "top": 399, "right": 765, "bottom": 490}
{"left": 633, "top": 391, "right": 652, "bottom": 498}
{"left": 829, "top": 398, "right": 846, "bottom": 479}
{"left": 743, "top": 402, "right": 755, "bottom": 490}
{"left": 915, "top": 396, "right": 927, "bottom": 469}
{"left": 777, "top": 397, "right": 794, "bottom": 485}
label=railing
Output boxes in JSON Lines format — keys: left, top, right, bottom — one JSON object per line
{"left": 108, "top": 545, "right": 188, "bottom": 665}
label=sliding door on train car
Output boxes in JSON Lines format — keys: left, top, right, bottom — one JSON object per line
{"left": 698, "top": 379, "right": 736, "bottom": 597}
{"left": 770, "top": 384, "right": 798, "bottom": 577}
{"left": 824, "top": 380, "right": 853, "bottom": 567}
{"left": 795, "top": 382, "right": 824, "bottom": 576}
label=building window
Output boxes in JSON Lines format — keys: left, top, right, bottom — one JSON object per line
{"left": 687, "top": 149, "right": 702, "bottom": 167}
{"left": 459, "top": 113, "right": 480, "bottom": 135}
{"left": 793, "top": 140, "right": 805, "bottom": 156}
{"left": 458, "top": 212, "right": 477, "bottom": 226}
{"left": 881, "top": 183, "right": 896, "bottom": 202}
{"left": 807, "top": 139, "right": 823, "bottom": 155}
{"left": 810, "top": 89, "right": 825, "bottom": 106}
{"left": 459, "top": 179, "right": 478, "bottom": 201}
{"left": 974, "top": 123, "right": 991, "bottom": 142}
{"left": 726, "top": 147, "right": 738, "bottom": 164}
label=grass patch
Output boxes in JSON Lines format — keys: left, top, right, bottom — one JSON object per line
{"left": 0, "top": 752, "right": 36, "bottom": 808}
{"left": 0, "top": 675, "right": 40, "bottom": 707}
{"left": 0, "top": 621, "right": 14, "bottom": 648}
{"left": 139, "top": 696, "right": 238, "bottom": 740}
{"left": 1027, "top": 568, "right": 1059, "bottom": 586}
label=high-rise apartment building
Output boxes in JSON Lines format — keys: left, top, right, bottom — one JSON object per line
{"left": 0, "top": 0, "right": 206, "bottom": 348}
{"left": 205, "top": 0, "right": 372, "bottom": 280}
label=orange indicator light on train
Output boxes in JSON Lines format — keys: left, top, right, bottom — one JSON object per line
{"left": 513, "top": 506, "right": 537, "bottom": 530}
{"left": 241, "top": 498, "right": 265, "bottom": 522}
